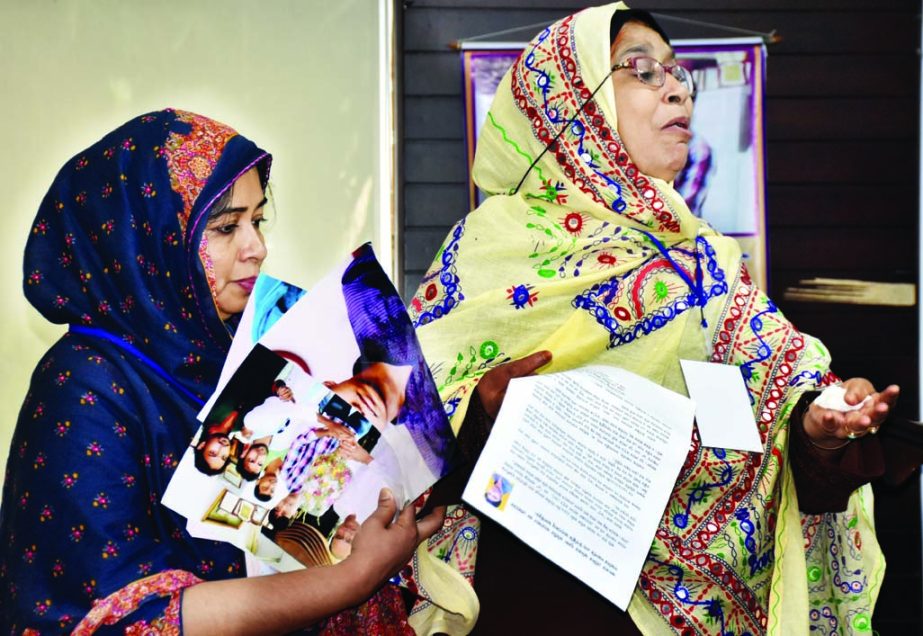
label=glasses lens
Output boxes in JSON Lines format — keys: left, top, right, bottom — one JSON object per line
{"left": 633, "top": 57, "right": 664, "bottom": 88}
{"left": 672, "top": 65, "right": 696, "bottom": 96}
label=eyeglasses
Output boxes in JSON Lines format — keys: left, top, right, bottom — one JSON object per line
{"left": 611, "top": 56, "right": 696, "bottom": 98}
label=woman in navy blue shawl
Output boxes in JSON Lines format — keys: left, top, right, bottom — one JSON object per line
{"left": 0, "top": 110, "right": 441, "bottom": 635}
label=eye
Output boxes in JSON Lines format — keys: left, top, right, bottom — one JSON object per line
{"left": 214, "top": 223, "right": 237, "bottom": 235}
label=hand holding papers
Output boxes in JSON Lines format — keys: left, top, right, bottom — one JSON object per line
{"left": 462, "top": 366, "right": 695, "bottom": 610}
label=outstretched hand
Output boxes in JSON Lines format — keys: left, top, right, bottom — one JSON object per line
{"left": 803, "top": 378, "right": 899, "bottom": 449}
{"left": 476, "top": 350, "right": 552, "bottom": 419}
{"left": 345, "top": 488, "right": 445, "bottom": 597}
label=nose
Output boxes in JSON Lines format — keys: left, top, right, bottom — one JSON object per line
{"left": 663, "top": 72, "right": 692, "bottom": 105}
{"left": 239, "top": 220, "right": 267, "bottom": 263}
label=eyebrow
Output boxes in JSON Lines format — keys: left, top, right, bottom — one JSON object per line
{"left": 616, "top": 43, "right": 676, "bottom": 62}
{"left": 620, "top": 44, "right": 652, "bottom": 58}
{"left": 216, "top": 196, "right": 269, "bottom": 216}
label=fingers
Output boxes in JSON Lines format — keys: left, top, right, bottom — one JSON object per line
{"left": 841, "top": 377, "right": 874, "bottom": 404}
{"left": 478, "top": 350, "right": 553, "bottom": 419}
{"left": 852, "top": 383, "right": 899, "bottom": 428}
{"left": 361, "top": 386, "right": 387, "bottom": 423}
{"left": 394, "top": 500, "right": 417, "bottom": 531}
{"left": 811, "top": 380, "right": 901, "bottom": 441}
{"left": 841, "top": 379, "right": 900, "bottom": 408}
{"left": 503, "top": 350, "right": 553, "bottom": 380}
{"left": 416, "top": 505, "right": 447, "bottom": 541}
{"left": 842, "top": 409, "right": 872, "bottom": 435}
{"left": 880, "top": 384, "right": 900, "bottom": 407}
{"left": 814, "top": 407, "right": 843, "bottom": 437}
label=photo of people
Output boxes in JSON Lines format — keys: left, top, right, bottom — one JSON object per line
{"left": 163, "top": 245, "right": 455, "bottom": 572}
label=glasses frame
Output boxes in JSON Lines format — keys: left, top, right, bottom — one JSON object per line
{"left": 611, "top": 56, "right": 696, "bottom": 98}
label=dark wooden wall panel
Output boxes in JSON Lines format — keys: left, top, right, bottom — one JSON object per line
{"left": 398, "top": 1, "right": 921, "bottom": 632}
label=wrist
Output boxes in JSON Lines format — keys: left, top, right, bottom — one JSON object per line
{"left": 804, "top": 433, "right": 851, "bottom": 452}
{"left": 802, "top": 419, "right": 849, "bottom": 452}
{"left": 337, "top": 554, "right": 385, "bottom": 604}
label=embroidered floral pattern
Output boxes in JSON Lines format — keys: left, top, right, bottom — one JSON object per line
{"left": 72, "top": 570, "right": 200, "bottom": 635}
{"left": 163, "top": 109, "right": 238, "bottom": 231}
{"left": 410, "top": 220, "right": 466, "bottom": 327}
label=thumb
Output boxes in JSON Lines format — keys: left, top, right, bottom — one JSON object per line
{"left": 367, "top": 488, "right": 397, "bottom": 527}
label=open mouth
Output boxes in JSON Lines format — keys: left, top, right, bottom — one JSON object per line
{"left": 662, "top": 117, "right": 690, "bottom": 130}
{"left": 662, "top": 118, "right": 692, "bottom": 140}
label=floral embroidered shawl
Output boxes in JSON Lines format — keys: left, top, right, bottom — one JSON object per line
{"left": 408, "top": 4, "right": 883, "bottom": 635}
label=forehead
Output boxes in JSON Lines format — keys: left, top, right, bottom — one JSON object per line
{"left": 610, "top": 21, "right": 674, "bottom": 62}
{"left": 229, "top": 167, "right": 264, "bottom": 204}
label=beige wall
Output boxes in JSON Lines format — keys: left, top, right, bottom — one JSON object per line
{"left": 0, "top": 0, "right": 389, "bottom": 483}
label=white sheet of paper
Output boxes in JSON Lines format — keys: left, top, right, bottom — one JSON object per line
{"left": 462, "top": 365, "right": 694, "bottom": 610}
{"left": 679, "top": 360, "right": 762, "bottom": 453}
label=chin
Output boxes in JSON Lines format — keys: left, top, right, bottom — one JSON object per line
{"left": 217, "top": 297, "right": 249, "bottom": 318}
{"left": 664, "top": 157, "right": 690, "bottom": 182}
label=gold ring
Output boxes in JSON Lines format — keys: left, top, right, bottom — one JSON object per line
{"left": 844, "top": 421, "right": 860, "bottom": 440}
{"left": 868, "top": 426, "right": 879, "bottom": 435}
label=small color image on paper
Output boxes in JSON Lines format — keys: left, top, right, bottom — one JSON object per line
{"left": 484, "top": 473, "right": 513, "bottom": 510}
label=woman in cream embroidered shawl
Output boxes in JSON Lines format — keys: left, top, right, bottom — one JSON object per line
{"left": 407, "top": 4, "right": 898, "bottom": 635}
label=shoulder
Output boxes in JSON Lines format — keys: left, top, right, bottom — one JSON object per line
{"left": 18, "top": 334, "right": 147, "bottom": 450}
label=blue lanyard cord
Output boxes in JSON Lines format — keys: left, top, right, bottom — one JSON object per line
{"left": 68, "top": 325, "right": 206, "bottom": 407}
{"left": 637, "top": 230, "right": 708, "bottom": 328}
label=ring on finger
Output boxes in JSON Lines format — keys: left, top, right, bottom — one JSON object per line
{"left": 844, "top": 422, "right": 860, "bottom": 440}
{"left": 868, "top": 426, "right": 879, "bottom": 435}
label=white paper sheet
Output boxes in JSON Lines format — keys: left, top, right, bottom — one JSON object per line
{"left": 679, "top": 360, "right": 762, "bottom": 453}
{"left": 462, "top": 365, "right": 695, "bottom": 610}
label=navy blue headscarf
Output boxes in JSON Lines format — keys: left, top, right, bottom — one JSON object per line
{"left": 24, "top": 109, "right": 271, "bottom": 398}
{"left": 1, "top": 110, "right": 271, "bottom": 632}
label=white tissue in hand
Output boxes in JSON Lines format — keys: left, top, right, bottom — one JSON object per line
{"left": 812, "top": 385, "right": 869, "bottom": 412}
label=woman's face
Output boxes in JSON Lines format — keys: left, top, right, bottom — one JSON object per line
{"left": 241, "top": 444, "right": 268, "bottom": 475}
{"left": 257, "top": 473, "right": 278, "bottom": 498}
{"left": 610, "top": 22, "right": 694, "bottom": 182}
{"left": 204, "top": 167, "right": 268, "bottom": 320}
{"left": 199, "top": 434, "right": 230, "bottom": 470}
